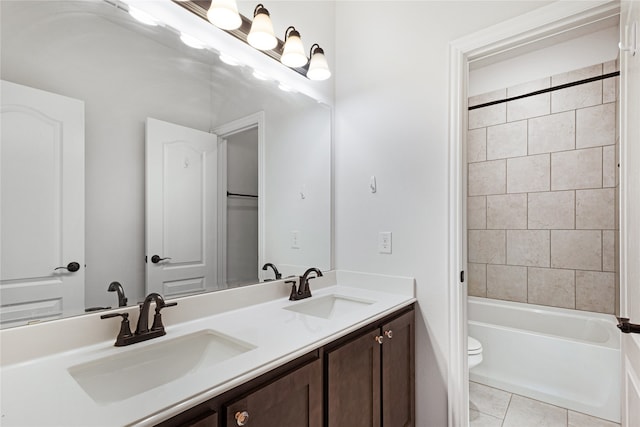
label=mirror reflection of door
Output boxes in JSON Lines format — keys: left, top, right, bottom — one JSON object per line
{"left": 0, "top": 80, "right": 85, "bottom": 327}
{"left": 145, "top": 118, "right": 219, "bottom": 298}
{"left": 223, "top": 127, "right": 259, "bottom": 288}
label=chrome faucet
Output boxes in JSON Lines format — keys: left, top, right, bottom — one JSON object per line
{"left": 289, "top": 268, "right": 323, "bottom": 301}
{"left": 107, "top": 281, "right": 128, "bottom": 307}
{"left": 101, "top": 292, "right": 177, "bottom": 347}
{"left": 262, "top": 263, "right": 282, "bottom": 281}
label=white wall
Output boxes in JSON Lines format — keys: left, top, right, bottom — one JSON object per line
{"left": 469, "top": 25, "right": 619, "bottom": 96}
{"left": 333, "top": 1, "right": 554, "bottom": 424}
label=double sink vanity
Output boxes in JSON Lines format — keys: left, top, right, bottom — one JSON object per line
{"left": 0, "top": 270, "right": 415, "bottom": 426}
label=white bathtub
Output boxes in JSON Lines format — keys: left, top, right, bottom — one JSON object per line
{"left": 468, "top": 296, "right": 621, "bottom": 422}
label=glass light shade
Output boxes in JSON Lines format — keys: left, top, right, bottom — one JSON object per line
{"left": 247, "top": 11, "right": 277, "bottom": 50}
{"left": 281, "top": 31, "right": 307, "bottom": 68}
{"left": 307, "top": 49, "right": 331, "bottom": 81}
{"left": 207, "top": 0, "right": 241, "bottom": 31}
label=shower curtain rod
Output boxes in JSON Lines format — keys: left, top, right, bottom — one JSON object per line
{"left": 468, "top": 71, "right": 620, "bottom": 111}
{"left": 227, "top": 191, "right": 258, "bottom": 198}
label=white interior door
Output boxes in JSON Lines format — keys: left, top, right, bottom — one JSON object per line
{"left": 619, "top": 3, "right": 640, "bottom": 426}
{"left": 0, "top": 80, "right": 85, "bottom": 327}
{"left": 145, "top": 118, "right": 219, "bottom": 297}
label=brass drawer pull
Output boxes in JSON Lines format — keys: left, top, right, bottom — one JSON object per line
{"left": 384, "top": 330, "right": 393, "bottom": 339}
{"left": 375, "top": 335, "right": 384, "bottom": 344}
{"left": 235, "top": 410, "right": 249, "bottom": 426}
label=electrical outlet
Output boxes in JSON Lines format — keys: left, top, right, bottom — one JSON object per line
{"left": 291, "top": 230, "right": 300, "bottom": 249}
{"left": 378, "top": 232, "right": 392, "bottom": 254}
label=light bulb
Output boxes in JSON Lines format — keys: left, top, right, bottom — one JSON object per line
{"left": 247, "top": 5, "right": 277, "bottom": 51}
{"left": 307, "top": 45, "right": 331, "bottom": 81}
{"left": 207, "top": 0, "right": 242, "bottom": 30}
{"left": 281, "top": 27, "right": 307, "bottom": 68}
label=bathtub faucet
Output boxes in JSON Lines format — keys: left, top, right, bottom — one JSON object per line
{"left": 617, "top": 317, "right": 640, "bottom": 334}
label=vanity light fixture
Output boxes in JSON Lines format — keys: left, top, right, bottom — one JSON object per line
{"left": 207, "top": 0, "right": 242, "bottom": 31}
{"left": 281, "top": 26, "right": 307, "bottom": 68}
{"left": 128, "top": 6, "right": 158, "bottom": 26}
{"left": 306, "top": 44, "right": 331, "bottom": 81}
{"left": 247, "top": 4, "right": 277, "bottom": 51}
{"left": 179, "top": 32, "right": 205, "bottom": 49}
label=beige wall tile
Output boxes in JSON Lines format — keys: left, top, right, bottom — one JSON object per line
{"left": 487, "top": 264, "right": 527, "bottom": 302}
{"left": 507, "top": 79, "right": 550, "bottom": 122}
{"left": 576, "top": 271, "right": 615, "bottom": 314}
{"left": 527, "top": 267, "right": 575, "bottom": 309}
{"left": 487, "top": 121, "right": 527, "bottom": 160}
{"left": 552, "top": 81, "right": 602, "bottom": 113}
{"left": 507, "top": 154, "right": 550, "bottom": 193}
{"left": 468, "top": 196, "right": 487, "bottom": 230}
{"left": 528, "top": 191, "right": 575, "bottom": 229}
{"left": 603, "top": 60, "right": 618, "bottom": 104}
{"left": 551, "top": 64, "right": 603, "bottom": 114}
{"left": 487, "top": 194, "right": 527, "bottom": 229}
{"left": 468, "top": 263, "right": 487, "bottom": 297}
{"left": 469, "top": 230, "right": 506, "bottom": 264}
{"left": 603, "top": 231, "right": 615, "bottom": 272}
{"left": 552, "top": 63, "right": 602, "bottom": 85}
{"left": 576, "top": 103, "right": 616, "bottom": 149}
{"left": 507, "top": 93, "right": 550, "bottom": 122}
{"left": 551, "top": 147, "right": 602, "bottom": 191}
{"left": 467, "top": 128, "right": 487, "bottom": 163}
{"left": 528, "top": 111, "right": 575, "bottom": 155}
{"left": 603, "top": 60, "right": 618, "bottom": 74}
{"left": 469, "top": 104, "right": 506, "bottom": 130}
{"left": 576, "top": 188, "right": 615, "bottom": 229}
{"left": 507, "top": 77, "right": 551, "bottom": 97}
{"left": 469, "top": 89, "right": 506, "bottom": 107}
{"left": 551, "top": 230, "right": 602, "bottom": 271}
{"left": 603, "top": 76, "right": 618, "bottom": 103}
{"left": 507, "top": 230, "right": 550, "bottom": 267}
{"left": 603, "top": 145, "right": 616, "bottom": 188}
{"left": 469, "top": 160, "right": 506, "bottom": 196}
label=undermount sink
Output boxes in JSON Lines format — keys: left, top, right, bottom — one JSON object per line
{"left": 284, "top": 294, "right": 375, "bottom": 319}
{"left": 68, "top": 330, "right": 255, "bottom": 404}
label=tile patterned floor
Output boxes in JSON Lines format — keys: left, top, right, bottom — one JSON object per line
{"left": 469, "top": 382, "right": 621, "bottom": 427}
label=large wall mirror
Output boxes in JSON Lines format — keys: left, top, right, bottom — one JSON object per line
{"left": 0, "top": 0, "right": 332, "bottom": 328}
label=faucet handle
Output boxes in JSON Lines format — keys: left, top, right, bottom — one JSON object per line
{"left": 101, "top": 312, "right": 134, "bottom": 346}
{"left": 285, "top": 279, "right": 298, "bottom": 301}
{"left": 151, "top": 301, "right": 177, "bottom": 332}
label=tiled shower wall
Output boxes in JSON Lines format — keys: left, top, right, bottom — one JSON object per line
{"left": 467, "top": 62, "right": 619, "bottom": 315}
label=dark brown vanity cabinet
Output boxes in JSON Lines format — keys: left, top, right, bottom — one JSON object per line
{"left": 326, "top": 309, "right": 415, "bottom": 427}
{"left": 158, "top": 305, "right": 414, "bottom": 427}
{"left": 224, "top": 358, "right": 323, "bottom": 427}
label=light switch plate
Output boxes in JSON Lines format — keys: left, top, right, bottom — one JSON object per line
{"left": 291, "top": 230, "right": 300, "bottom": 249}
{"left": 378, "top": 232, "right": 392, "bottom": 254}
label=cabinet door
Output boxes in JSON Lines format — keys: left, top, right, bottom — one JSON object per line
{"left": 224, "top": 359, "right": 322, "bottom": 427}
{"left": 381, "top": 310, "right": 415, "bottom": 427}
{"left": 327, "top": 329, "right": 381, "bottom": 427}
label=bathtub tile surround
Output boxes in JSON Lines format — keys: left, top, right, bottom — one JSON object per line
{"left": 467, "top": 61, "right": 619, "bottom": 314}
{"left": 470, "top": 382, "right": 621, "bottom": 427}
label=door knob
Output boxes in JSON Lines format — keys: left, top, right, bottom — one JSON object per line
{"left": 375, "top": 335, "right": 384, "bottom": 344}
{"left": 54, "top": 262, "right": 80, "bottom": 272}
{"left": 384, "top": 330, "right": 393, "bottom": 339}
{"left": 150, "top": 255, "right": 171, "bottom": 264}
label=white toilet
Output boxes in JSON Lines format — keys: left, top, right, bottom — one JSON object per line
{"left": 468, "top": 336, "right": 483, "bottom": 370}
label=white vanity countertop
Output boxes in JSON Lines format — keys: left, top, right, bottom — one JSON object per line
{"left": 0, "top": 270, "right": 415, "bottom": 426}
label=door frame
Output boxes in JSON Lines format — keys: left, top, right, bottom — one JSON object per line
{"left": 214, "top": 112, "right": 265, "bottom": 285}
{"left": 447, "top": 1, "right": 621, "bottom": 425}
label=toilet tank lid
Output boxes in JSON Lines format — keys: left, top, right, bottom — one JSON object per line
{"left": 468, "top": 336, "right": 482, "bottom": 353}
